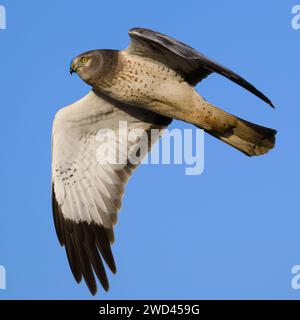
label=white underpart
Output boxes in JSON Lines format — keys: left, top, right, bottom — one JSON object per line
{"left": 52, "top": 90, "right": 168, "bottom": 229}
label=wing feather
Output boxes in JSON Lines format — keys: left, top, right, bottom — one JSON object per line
{"left": 126, "top": 27, "right": 274, "bottom": 107}
{"left": 52, "top": 90, "right": 171, "bottom": 294}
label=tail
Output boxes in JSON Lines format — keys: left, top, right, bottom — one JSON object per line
{"left": 191, "top": 98, "right": 276, "bottom": 156}
{"left": 208, "top": 117, "right": 276, "bottom": 156}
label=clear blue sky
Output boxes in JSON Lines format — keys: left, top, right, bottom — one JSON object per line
{"left": 0, "top": 0, "right": 299, "bottom": 299}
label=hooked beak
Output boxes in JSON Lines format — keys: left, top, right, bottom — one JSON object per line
{"left": 69, "top": 63, "right": 75, "bottom": 75}
{"left": 69, "top": 61, "right": 79, "bottom": 75}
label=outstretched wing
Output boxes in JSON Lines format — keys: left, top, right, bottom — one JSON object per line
{"left": 126, "top": 27, "right": 274, "bottom": 108}
{"left": 52, "top": 90, "right": 171, "bottom": 295}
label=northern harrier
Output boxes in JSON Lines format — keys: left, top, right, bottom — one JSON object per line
{"left": 52, "top": 27, "right": 276, "bottom": 295}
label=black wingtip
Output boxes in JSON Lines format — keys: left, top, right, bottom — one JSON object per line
{"left": 269, "top": 101, "right": 275, "bottom": 109}
{"left": 52, "top": 197, "right": 116, "bottom": 296}
{"left": 103, "top": 285, "right": 109, "bottom": 292}
{"left": 111, "top": 266, "right": 117, "bottom": 275}
{"left": 88, "top": 281, "right": 109, "bottom": 295}
{"left": 90, "top": 287, "right": 97, "bottom": 296}
{"left": 261, "top": 98, "right": 274, "bottom": 109}
{"left": 262, "top": 95, "right": 275, "bottom": 109}
{"left": 263, "top": 98, "right": 275, "bottom": 109}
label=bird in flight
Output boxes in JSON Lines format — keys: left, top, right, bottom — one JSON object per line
{"left": 52, "top": 27, "right": 276, "bottom": 295}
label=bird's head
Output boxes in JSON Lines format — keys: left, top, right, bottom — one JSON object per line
{"left": 69, "top": 50, "right": 119, "bottom": 86}
{"left": 69, "top": 50, "right": 103, "bottom": 83}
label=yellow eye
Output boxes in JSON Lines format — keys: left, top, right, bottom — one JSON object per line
{"left": 80, "top": 57, "right": 88, "bottom": 63}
